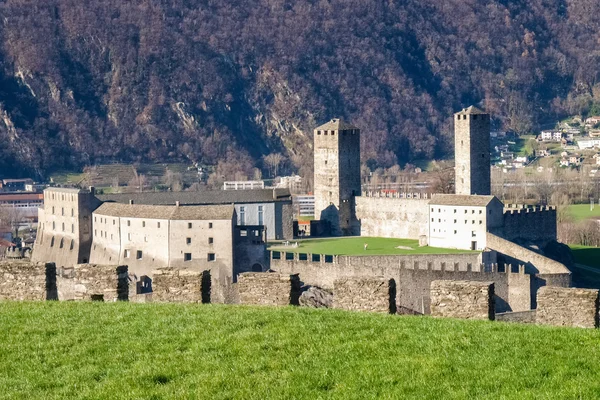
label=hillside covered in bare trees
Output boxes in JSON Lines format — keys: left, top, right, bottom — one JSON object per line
{"left": 1, "top": 0, "right": 600, "bottom": 178}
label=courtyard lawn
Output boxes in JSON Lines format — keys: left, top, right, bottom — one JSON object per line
{"left": 567, "top": 204, "right": 600, "bottom": 222}
{"left": 1, "top": 302, "right": 600, "bottom": 399}
{"left": 268, "top": 237, "right": 476, "bottom": 256}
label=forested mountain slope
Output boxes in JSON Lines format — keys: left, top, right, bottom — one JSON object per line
{"left": 1, "top": 0, "right": 599, "bottom": 178}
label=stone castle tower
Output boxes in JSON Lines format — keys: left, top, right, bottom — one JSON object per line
{"left": 313, "top": 118, "right": 361, "bottom": 236}
{"left": 454, "top": 106, "right": 491, "bottom": 195}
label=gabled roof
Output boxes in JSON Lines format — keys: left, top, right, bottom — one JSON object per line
{"left": 97, "top": 188, "right": 291, "bottom": 206}
{"left": 429, "top": 194, "right": 501, "bottom": 207}
{"left": 315, "top": 118, "right": 358, "bottom": 131}
{"left": 93, "top": 203, "right": 235, "bottom": 220}
{"left": 455, "top": 106, "right": 488, "bottom": 115}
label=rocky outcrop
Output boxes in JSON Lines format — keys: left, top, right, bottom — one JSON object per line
{"left": 299, "top": 286, "right": 333, "bottom": 308}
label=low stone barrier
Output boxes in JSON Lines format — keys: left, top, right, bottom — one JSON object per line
{"left": 0, "top": 261, "right": 50, "bottom": 301}
{"left": 333, "top": 277, "right": 396, "bottom": 314}
{"left": 152, "top": 268, "right": 210, "bottom": 303}
{"left": 57, "top": 264, "right": 128, "bottom": 302}
{"left": 496, "top": 310, "right": 536, "bottom": 324}
{"left": 237, "top": 272, "right": 301, "bottom": 306}
{"left": 536, "top": 286, "right": 599, "bottom": 328}
{"left": 430, "top": 280, "right": 495, "bottom": 320}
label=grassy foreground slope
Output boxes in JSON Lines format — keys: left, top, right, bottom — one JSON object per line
{"left": 1, "top": 303, "right": 600, "bottom": 399}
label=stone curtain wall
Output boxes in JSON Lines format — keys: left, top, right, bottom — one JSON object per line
{"left": 355, "top": 197, "right": 429, "bottom": 239}
{"left": 152, "top": 268, "right": 210, "bottom": 303}
{"left": 57, "top": 264, "right": 129, "bottom": 301}
{"left": 268, "top": 253, "right": 530, "bottom": 314}
{"left": 0, "top": 261, "right": 49, "bottom": 301}
{"left": 430, "top": 280, "right": 495, "bottom": 320}
{"left": 333, "top": 277, "right": 396, "bottom": 313}
{"left": 486, "top": 233, "right": 569, "bottom": 275}
{"left": 536, "top": 286, "right": 599, "bottom": 328}
{"left": 237, "top": 272, "right": 301, "bottom": 306}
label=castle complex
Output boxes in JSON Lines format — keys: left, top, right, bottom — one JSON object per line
{"left": 28, "top": 106, "right": 573, "bottom": 314}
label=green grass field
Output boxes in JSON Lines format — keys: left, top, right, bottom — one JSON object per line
{"left": 567, "top": 204, "right": 600, "bottom": 222}
{"left": 1, "top": 303, "right": 600, "bottom": 399}
{"left": 268, "top": 237, "right": 476, "bottom": 256}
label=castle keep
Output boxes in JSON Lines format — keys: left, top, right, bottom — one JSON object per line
{"left": 313, "top": 118, "right": 361, "bottom": 236}
{"left": 454, "top": 106, "right": 491, "bottom": 196}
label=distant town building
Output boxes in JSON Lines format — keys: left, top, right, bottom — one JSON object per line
{"left": 585, "top": 116, "right": 600, "bottom": 126}
{"left": 540, "top": 131, "right": 562, "bottom": 142}
{"left": 293, "top": 195, "right": 315, "bottom": 217}
{"left": 0, "top": 192, "right": 44, "bottom": 221}
{"left": 577, "top": 139, "right": 600, "bottom": 149}
{"left": 223, "top": 181, "right": 265, "bottom": 191}
{"left": 535, "top": 149, "right": 549, "bottom": 157}
{"left": 0, "top": 178, "right": 34, "bottom": 192}
{"left": 276, "top": 175, "right": 303, "bottom": 192}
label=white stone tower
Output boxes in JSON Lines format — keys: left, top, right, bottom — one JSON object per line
{"left": 313, "top": 118, "right": 361, "bottom": 236}
{"left": 454, "top": 106, "right": 491, "bottom": 195}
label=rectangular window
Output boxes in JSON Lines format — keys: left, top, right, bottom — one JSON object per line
{"left": 240, "top": 230, "right": 247, "bottom": 237}
{"left": 186, "top": 237, "right": 191, "bottom": 245}
{"left": 258, "top": 205, "right": 264, "bottom": 226}
{"left": 472, "top": 231, "right": 476, "bottom": 237}
{"left": 142, "top": 221, "right": 146, "bottom": 227}
{"left": 136, "top": 250, "right": 142, "bottom": 260}
{"left": 240, "top": 206, "right": 246, "bottom": 225}
{"left": 71, "top": 224, "right": 74, "bottom": 233}
{"left": 209, "top": 222, "right": 213, "bottom": 229}
{"left": 184, "top": 253, "right": 192, "bottom": 261}
{"left": 208, "top": 237, "right": 214, "bottom": 244}
{"left": 71, "top": 209, "right": 74, "bottom": 217}
{"left": 127, "top": 220, "right": 131, "bottom": 227}
{"left": 128, "top": 233, "right": 131, "bottom": 241}
{"left": 207, "top": 253, "right": 216, "bottom": 262}
{"left": 157, "top": 222, "right": 161, "bottom": 228}
{"left": 124, "top": 250, "right": 130, "bottom": 258}
{"left": 113, "top": 219, "right": 116, "bottom": 225}
{"left": 188, "top": 222, "right": 192, "bottom": 229}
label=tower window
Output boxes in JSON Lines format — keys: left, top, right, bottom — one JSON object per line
{"left": 331, "top": 131, "right": 335, "bottom": 136}
{"left": 186, "top": 237, "right": 191, "bottom": 245}
{"left": 324, "top": 131, "right": 328, "bottom": 135}
{"left": 136, "top": 251, "right": 143, "bottom": 260}
{"left": 317, "top": 131, "right": 321, "bottom": 135}
{"left": 207, "top": 253, "right": 216, "bottom": 262}
{"left": 208, "top": 237, "right": 214, "bottom": 244}
{"left": 184, "top": 253, "right": 192, "bottom": 261}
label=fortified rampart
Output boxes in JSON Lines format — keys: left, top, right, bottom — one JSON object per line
{"left": 333, "top": 277, "right": 396, "bottom": 313}
{"left": 0, "top": 261, "right": 50, "bottom": 301}
{"left": 152, "top": 268, "right": 210, "bottom": 303}
{"left": 268, "top": 251, "right": 529, "bottom": 313}
{"left": 237, "top": 272, "right": 301, "bottom": 306}
{"left": 499, "top": 205, "right": 557, "bottom": 244}
{"left": 536, "top": 286, "right": 599, "bottom": 328}
{"left": 430, "top": 280, "right": 495, "bottom": 320}
{"left": 355, "top": 192, "right": 429, "bottom": 239}
{"left": 56, "top": 264, "right": 129, "bottom": 302}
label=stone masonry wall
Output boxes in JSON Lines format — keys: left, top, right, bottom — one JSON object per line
{"left": 333, "top": 277, "right": 396, "bottom": 313}
{"left": 430, "top": 280, "right": 495, "bottom": 320}
{"left": 356, "top": 196, "right": 429, "bottom": 240}
{"left": 0, "top": 261, "right": 49, "bottom": 301}
{"left": 56, "top": 264, "right": 128, "bottom": 301}
{"left": 237, "top": 272, "right": 301, "bottom": 306}
{"left": 152, "top": 268, "right": 210, "bottom": 303}
{"left": 268, "top": 253, "right": 530, "bottom": 314}
{"left": 536, "top": 286, "right": 599, "bottom": 328}
{"left": 501, "top": 206, "right": 557, "bottom": 244}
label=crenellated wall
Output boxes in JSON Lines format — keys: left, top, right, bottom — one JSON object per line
{"left": 499, "top": 205, "right": 557, "bottom": 244}
{"left": 268, "top": 252, "right": 529, "bottom": 314}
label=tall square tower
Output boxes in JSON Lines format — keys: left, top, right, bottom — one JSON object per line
{"left": 454, "top": 106, "right": 491, "bottom": 195}
{"left": 313, "top": 118, "right": 361, "bottom": 236}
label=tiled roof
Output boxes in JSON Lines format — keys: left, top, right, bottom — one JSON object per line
{"left": 429, "top": 194, "right": 499, "bottom": 207}
{"left": 315, "top": 118, "right": 359, "bottom": 131}
{"left": 455, "top": 106, "right": 488, "bottom": 115}
{"left": 44, "top": 187, "right": 88, "bottom": 194}
{"left": 93, "top": 203, "right": 234, "bottom": 220}
{"left": 97, "top": 188, "right": 291, "bottom": 206}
